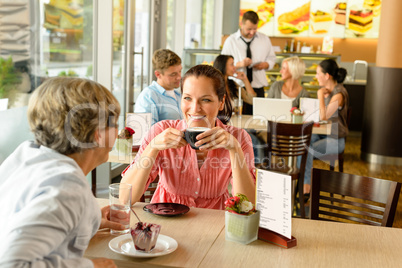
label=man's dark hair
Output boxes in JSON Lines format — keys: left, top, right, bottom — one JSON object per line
{"left": 242, "top": 10, "right": 259, "bottom": 24}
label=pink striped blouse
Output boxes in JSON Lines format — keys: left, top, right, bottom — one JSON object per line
{"left": 122, "top": 119, "right": 256, "bottom": 210}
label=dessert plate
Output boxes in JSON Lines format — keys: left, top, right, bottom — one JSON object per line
{"left": 143, "top": 203, "right": 190, "bottom": 217}
{"left": 109, "top": 234, "right": 178, "bottom": 258}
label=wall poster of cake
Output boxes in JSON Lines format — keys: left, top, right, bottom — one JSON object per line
{"left": 309, "top": 0, "right": 346, "bottom": 38}
{"left": 239, "top": 0, "right": 380, "bottom": 39}
{"left": 240, "top": 0, "right": 275, "bottom": 36}
{"left": 345, "top": 0, "right": 381, "bottom": 38}
{"left": 274, "top": 0, "right": 310, "bottom": 37}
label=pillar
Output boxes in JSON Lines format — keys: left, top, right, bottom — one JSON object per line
{"left": 361, "top": 0, "right": 402, "bottom": 165}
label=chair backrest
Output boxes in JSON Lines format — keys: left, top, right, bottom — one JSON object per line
{"left": 140, "top": 176, "right": 159, "bottom": 203}
{"left": 310, "top": 168, "right": 401, "bottom": 227}
{"left": 266, "top": 120, "right": 314, "bottom": 172}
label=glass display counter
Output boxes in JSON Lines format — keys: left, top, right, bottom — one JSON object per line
{"left": 182, "top": 49, "right": 341, "bottom": 98}
{"left": 182, "top": 49, "right": 221, "bottom": 73}
{"left": 267, "top": 53, "right": 341, "bottom": 97}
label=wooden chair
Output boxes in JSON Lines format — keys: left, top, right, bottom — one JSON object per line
{"left": 263, "top": 120, "right": 314, "bottom": 218}
{"left": 140, "top": 176, "right": 159, "bottom": 203}
{"left": 310, "top": 168, "right": 401, "bottom": 227}
{"left": 318, "top": 107, "right": 352, "bottom": 172}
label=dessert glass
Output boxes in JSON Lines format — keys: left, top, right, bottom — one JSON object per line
{"left": 130, "top": 222, "right": 161, "bottom": 253}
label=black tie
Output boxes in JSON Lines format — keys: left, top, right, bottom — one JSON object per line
{"left": 240, "top": 37, "right": 254, "bottom": 83}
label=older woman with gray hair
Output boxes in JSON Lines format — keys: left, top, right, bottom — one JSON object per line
{"left": 0, "top": 77, "right": 123, "bottom": 268}
{"left": 267, "top": 56, "right": 310, "bottom": 107}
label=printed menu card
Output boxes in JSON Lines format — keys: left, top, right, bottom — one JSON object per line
{"left": 126, "top": 113, "right": 152, "bottom": 146}
{"left": 255, "top": 169, "right": 292, "bottom": 239}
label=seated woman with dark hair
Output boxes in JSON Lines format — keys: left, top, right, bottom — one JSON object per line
{"left": 0, "top": 77, "right": 124, "bottom": 267}
{"left": 303, "top": 59, "right": 349, "bottom": 195}
{"left": 213, "top": 54, "right": 264, "bottom": 165}
{"left": 213, "top": 54, "right": 257, "bottom": 106}
{"left": 121, "top": 65, "right": 256, "bottom": 209}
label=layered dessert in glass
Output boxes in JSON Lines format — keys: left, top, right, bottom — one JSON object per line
{"left": 348, "top": 9, "right": 373, "bottom": 34}
{"left": 130, "top": 222, "right": 161, "bottom": 253}
{"left": 363, "top": 0, "right": 381, "bottom": 17}
{"left": 310, "top": 10, "right": 332, "bottom": 34}
{"left": 333, "top": 2, "right": 347, "bottom": 25}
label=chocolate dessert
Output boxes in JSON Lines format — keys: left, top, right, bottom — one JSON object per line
{"left": 334, "top": 2, "right": 347, "bottom": 25}
{"left": 130, "top": 222, "right": 161, "bottom": 252}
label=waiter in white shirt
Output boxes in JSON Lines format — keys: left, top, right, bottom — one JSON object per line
{"left": 221, "top": 10, "right": 276, "bottom": 115}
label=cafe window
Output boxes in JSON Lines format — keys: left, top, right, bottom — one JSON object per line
{"left": 166, "top": 0, "right": 222, "bottom": 51}
{"left": 42, "top": 0, "right": 94, "bottom": 78}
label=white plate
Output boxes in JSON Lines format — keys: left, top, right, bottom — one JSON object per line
{"left": 108, "top": 234, "right": 178, "bottom": 258}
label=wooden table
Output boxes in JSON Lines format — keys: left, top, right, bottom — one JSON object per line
{"left": 230, "top": 115, "right": 331, "bottom": 135}
{"left": 85, "top": 199, "right": 402, "bottom": 268}
{"left": 85, "top": 199, "right": 225, "bottom": 268}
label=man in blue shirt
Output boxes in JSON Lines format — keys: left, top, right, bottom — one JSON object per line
{"left": 135, "top": 49, "right": 183, "bottom": 125}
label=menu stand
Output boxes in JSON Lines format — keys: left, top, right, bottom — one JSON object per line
{"left": 258, "top": 227, "right": 297, "bottom": 249}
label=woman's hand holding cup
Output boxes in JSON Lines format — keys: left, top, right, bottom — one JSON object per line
{"left": 150, "top": 128, "right": 187, "bottom": 151}
{"left": 194, "top": 127, "right": 239, "bottom": 151}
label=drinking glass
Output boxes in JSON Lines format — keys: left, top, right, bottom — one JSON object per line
{"left": 233, "top": 98, "right": 243, "bottom": 117}
{"left": 109, "top": 183, "right": 132, "bottom": 234}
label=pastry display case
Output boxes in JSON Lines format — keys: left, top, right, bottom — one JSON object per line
{"left": 266, "top": 53, "right": 341, "bottom": 97}
{"left": 182, "top": 49, "right": 221, "bottom": 73}
{"left": 182, "top": 49, "right": 341, "bottom": 98}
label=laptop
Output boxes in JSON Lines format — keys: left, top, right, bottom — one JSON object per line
{"left": 253, "top": 98, "right": 293, "bottom": 122}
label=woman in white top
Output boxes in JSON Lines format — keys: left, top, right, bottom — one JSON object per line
{"left": 267, "top": 56, "right": 310, "bottom": 108}
{"left": 0, "top": 77, "right": 124, "bottom": 268}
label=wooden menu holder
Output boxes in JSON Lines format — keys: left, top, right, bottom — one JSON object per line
{"left": 258, "top": 227, "right": 297, "bottom": 249}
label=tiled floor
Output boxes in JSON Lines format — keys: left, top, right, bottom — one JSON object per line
{"left": 312, "top": 132, "right": 402, "bottom": 228}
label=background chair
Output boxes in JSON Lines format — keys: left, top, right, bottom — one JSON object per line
{"left": 263, "top": 120, "right": 314, "bottom": 218}
{"left": 140, "top": 176, "right": 159, "bottom": 203}
{"left": 310, "top": 168, "right": 401, "bottom": 227}
{"left": 318, "top": 107, "right": 352, "bottom": 172}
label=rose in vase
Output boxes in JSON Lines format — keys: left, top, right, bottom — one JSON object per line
{"left": 224, "top": 193, "right": 256, "bottom": 215}
{"left": 224, "top": 193, "right": 260, "bottom": 244}
{"left": 115, "top": 127, "right": 135, "bottom": 154}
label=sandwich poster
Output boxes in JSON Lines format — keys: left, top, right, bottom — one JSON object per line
{"left": 275, "top": 0, "right": 310, "bottom": 37}
{"left": 345, "top": 0, "right": 381, "bottom": 38}
{"left": 240, "top": 0, "right": 381, "bottom": 39}
{"left": 309, "top": 0, "right": 346, "bottom": 38}
{"left": 240, "top": 0, "right": 275, "bottom": 36}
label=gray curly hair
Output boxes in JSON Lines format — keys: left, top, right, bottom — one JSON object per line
{"left": 28, "top": 77, "right": 120, "bottom": 155}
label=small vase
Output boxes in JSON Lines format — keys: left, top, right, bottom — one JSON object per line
{"left": 225, "top": 210, "right": 260, "bottom": 244}
{"left": 115, "top": 137, "right": 133, "bottom": 155}
{"left": 292, "top": 114, "right": 304, "bottom": 124}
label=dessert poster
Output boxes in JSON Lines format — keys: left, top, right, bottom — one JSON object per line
{"left": 345, "top": 0, "right": 381, "bottom": 38}
{"left": 309, "top": 0, "right": 346, "bottom": 38}
{"left": 240, "top": 0, "right": 275, "bottom": 36}
{"left": 240, "top": 0, "right": 381, "bottom": 39}
{"left": 275, "top": 0, "right": 310, "bottom": 37}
